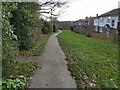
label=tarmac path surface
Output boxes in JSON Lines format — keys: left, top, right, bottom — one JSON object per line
{"left": 28, "top": 30, "right": 76, "bottom": 88}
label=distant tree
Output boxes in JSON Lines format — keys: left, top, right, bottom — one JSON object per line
{"left": 38, "top": 0, "right": 68, "bottom": 31}
{"left": 41, "top": 20, "right": 51, "bottom": 34}
{"left": 38, "top": 0, "right": 68, "bottom": 19}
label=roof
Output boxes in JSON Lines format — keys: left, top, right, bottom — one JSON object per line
{"left": 74, "top": 17, "right": 95, "bottom": 24}
{"left": 99, "top": 8, "right": 120, "bottom": 17}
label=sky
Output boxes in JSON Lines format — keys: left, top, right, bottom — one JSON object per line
{"left": 57, "top": 0, "right": 120, "bottom": 21}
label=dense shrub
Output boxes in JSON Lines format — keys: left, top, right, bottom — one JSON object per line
{"left": 41, "top": 20, "right": 52, "bottom": 34}
{"left": 10, "top": 2, "right": 39, "bottom": 50}
{"left": 2, "top": 2, "right": 39, "bottom": 89}
{"left": 2, "top": 2, "right": 18, "bottom": 78}
{"left": 2, "top": 2, "right": 53, "bottom": 89}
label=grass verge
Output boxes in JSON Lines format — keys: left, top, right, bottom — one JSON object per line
{"left": 19, "top": 33, "right": 53, "bottom": 56}
{"left": 58, "top": 30, "right": 119, "bottom": 88}
{"left": 2, "top": 61, "right": 37, "bottom": 89}
{"left": 2, "top": 33, "right": 53, "bottom": 89}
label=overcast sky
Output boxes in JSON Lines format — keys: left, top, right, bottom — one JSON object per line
{"left": 57, "top": 0, "right": 120, "bottom": 21}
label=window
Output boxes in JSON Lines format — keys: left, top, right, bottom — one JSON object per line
{"left": 95, "top": 19, "right": 97, "bottom": 23}
{"left": 107, "top": 31, "right": 110, "bottom": 35}
{"left": 79, "top": 23, "right": 81, "bottom": 25}
{"left": 107, "top": 17, "right": 111, "bottom": 23}
{"left": 85, "top": 21, "right": 88, "bottom": 25}
{"left": 107, "top": 19, "right": 110, "bottom": 23}
{"left": 100, "top": 17, "right": 104, "bottom": 22}
{"left": 111, "top": 20, "right": 115, "bottom": 27}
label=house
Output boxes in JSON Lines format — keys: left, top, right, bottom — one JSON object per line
{"left": 73, "top": 17, "right": 95, "bottom": 35}
{"left": 94, "top": 8, "right": 120, "bottom": 34}
{"left": 87, "top": 17, "right": 95, "bottom": 33}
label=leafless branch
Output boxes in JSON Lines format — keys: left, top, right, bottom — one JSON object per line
{"left": 37, "top": 0, "right": 68, "bottom": 20}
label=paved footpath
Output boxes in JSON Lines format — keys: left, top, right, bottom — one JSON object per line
{"left": 28, "top": 30, "right": 76, "bottom": 88}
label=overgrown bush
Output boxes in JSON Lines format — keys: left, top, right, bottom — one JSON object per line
{"left": 2, "top": 2, "right": 18, "bottom": 78}
{"left": 10, "top": 2, "right": 39, "bottom": 50}
{"left": 2, "top": 2, "right": 55, "bottom": 89}
{"left": 2, "top": 2, "right": 38, "bottom": 89}
{"left": 41, "top": 20, "right": 52, "bottom": 34}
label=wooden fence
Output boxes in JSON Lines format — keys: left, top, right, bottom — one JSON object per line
{"left": 90, "top": 32, "right": 118, "bottom": 43}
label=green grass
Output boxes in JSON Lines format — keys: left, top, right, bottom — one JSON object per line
{"left": 15, "top": 33, "right": 53, "bottom": 87}
{"left": 3, "top": 33, "right": 53, "bottom": 89}
{"left": 20, "top": 33, "right": 53, "bottom": 56}
{"left": 2, "top": 61, "right": 37, "bottom": 89}
{"left": 2, "top": 61, "right": 37, "bottom": 80}
{"left": 58, "top": 30, "right": 119, "bottom": 88}
{"left": 11, "top": 61, "right": 37, "bottom": 79}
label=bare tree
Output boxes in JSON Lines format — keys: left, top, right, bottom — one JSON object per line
{"left": 38, "top": 0, "right": 68, "bottom": 20}
{"left": 37, "top": 0, "right": 68, "bottom": 32}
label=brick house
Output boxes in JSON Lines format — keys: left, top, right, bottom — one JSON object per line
{"left": 73, "top": 17, "right": 95, "bottom": 35}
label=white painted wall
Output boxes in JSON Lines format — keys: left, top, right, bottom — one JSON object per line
{"left": 94, "top": 16, "right": 118, "bottom": 29}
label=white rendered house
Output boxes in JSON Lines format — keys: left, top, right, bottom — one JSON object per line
{"left": 94, "top": 8, "right": 119, "bottom": 34}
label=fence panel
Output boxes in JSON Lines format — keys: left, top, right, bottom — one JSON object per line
{"left": 90, "top": 32, "right": 118, "bottom": 43}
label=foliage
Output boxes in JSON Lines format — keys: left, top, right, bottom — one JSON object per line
{"left": 20, "top": 33, "right": 52, "bottom": 56}
{"left": 0, "top": 78, "right": 2, "bottom": 90}
{"left": 2, "top": 2, "right": 38, "bottom": 89}
{"left": 2, "top": 2, "right": 54, "bottom": 89}
{"left": 58, "top": 30, "right": 119, "bottom": 88}
{"left": 2, "top": 76, "right": 26, "bottom": 90}
{"left": 11, "top": 61, "right": 37, "bottom": 78}
{"left": 41, "top": 20, "right": 52, "bottom": 34}
{"left": 2, "top": 2, "right": 19, "bottom": 78}
{"left": 10, "top": 2, "right": 39, "bottom": 50}
{"left": 2, "top": 61, "right": 37, "bottom": 89}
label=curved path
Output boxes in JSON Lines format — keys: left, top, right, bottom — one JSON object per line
{"left": 29, "top": 30, "right": 76, "bottom": 88}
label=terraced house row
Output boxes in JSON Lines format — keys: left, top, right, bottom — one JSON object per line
{"left": 73, "top": 8, "right": 120, "bottom": 42}
{"left": 74, "top": 8, "right": 119, "bottom": 34}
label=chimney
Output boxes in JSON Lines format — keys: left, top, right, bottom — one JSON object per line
{"left": 96, "top": 14, "right": 98, "bottom": 17}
